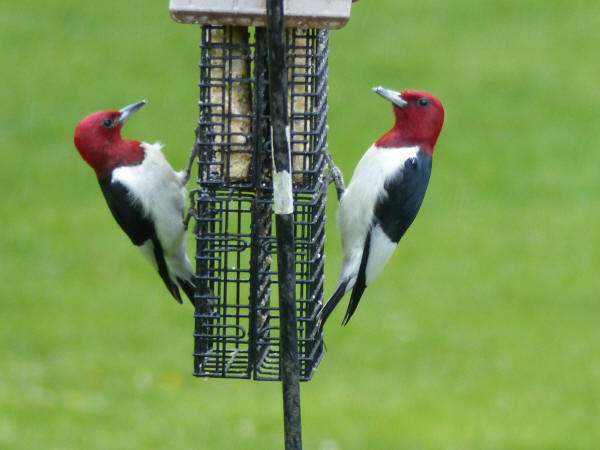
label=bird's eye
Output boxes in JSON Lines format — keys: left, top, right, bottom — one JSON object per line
{"left": 417, "top": 98, "right": 429, "bottom": 107}
{"left": 102, "top": 118, "right": 114, "bottom": 128}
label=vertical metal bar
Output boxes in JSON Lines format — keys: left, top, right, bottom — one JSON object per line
{"left": 248, "top": 26, "right": 270, "bottom": 378}
{"left": 266, "top": 1, "right": 302, "bottom": 449}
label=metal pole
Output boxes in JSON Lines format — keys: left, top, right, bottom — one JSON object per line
{"left": 266, "top": 1, "right": 302, "bottom": 449}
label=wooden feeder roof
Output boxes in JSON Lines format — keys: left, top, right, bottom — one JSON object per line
{"left": 169, "top": 0, "right": 353, "bottom": 29}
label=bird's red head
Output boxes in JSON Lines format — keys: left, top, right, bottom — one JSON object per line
{"left": 373, "top": 87, "right": 444, "bottom": 154}
{"left": 74, "top": 100, "right": 146, "bottom": 178}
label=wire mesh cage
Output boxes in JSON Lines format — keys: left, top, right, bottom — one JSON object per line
{"left": 191, "top": 25, "right": 329, "bottom": 381}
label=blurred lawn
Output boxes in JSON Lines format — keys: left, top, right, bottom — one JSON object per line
{"left": 2, "top": 0, "right": 600, "bottom": 448}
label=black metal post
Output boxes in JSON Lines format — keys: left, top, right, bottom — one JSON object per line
{"left": 266, "top": 1, "right": 302, "bottom": 449}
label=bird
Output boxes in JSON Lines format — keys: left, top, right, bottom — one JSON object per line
{"left": 319, "top": 86, "right": 444, "bottom": 330}
{"left": 74, "top": 100, "right": 195, "bottom": 305}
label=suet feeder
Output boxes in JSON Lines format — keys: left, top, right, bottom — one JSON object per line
{"left": 169, "top": 0, "right": 352, "bottom": 447}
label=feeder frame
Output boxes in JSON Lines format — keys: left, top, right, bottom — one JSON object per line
{"left": 169, "top": 1, "right": 352, "bottom": 448}
{"left": 191, "top": 23, "right": 330, "bottom": 382}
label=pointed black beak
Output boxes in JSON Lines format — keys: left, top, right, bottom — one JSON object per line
{"left": 118, "top": 100, "right": 147, "bottom": 124}
{"left": 372, "top": 86, "right": 408, "bottom": 108}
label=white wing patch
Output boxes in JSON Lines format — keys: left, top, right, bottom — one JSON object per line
{"left": 137, "top": 240, "right": 158, "bottom": 270}
{"left": 365, "top": 223, "right": 397, "bottom": 284}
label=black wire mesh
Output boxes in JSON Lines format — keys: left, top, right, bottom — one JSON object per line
{"left": 192, "top": 26, "right": 329, "bottom": 381}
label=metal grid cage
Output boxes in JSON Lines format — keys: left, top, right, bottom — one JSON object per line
{"left": 191, "top": 26, "right": 329, "bottom": 381}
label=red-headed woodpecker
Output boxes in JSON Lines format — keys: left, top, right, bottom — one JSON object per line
{"left": 319, "top": 87, "right": 444, "bottom": 330}
{"left": 74, "top": 101, "right": 195, "bottom": 305}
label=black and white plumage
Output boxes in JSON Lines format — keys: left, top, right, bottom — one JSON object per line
{"left": 74, "top": 101, "right": 195, "bottom": 304}
{"left": 98, "top": 142, "right": 195, "bottom": 303}
{"left": 319, "top": 87, "right": 444, "bottom": 330}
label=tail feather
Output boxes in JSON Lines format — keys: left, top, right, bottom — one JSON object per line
{"left": 341, "top": 230, "right": 371, "bottom": 325}
{"left": 151, "top": 235, "right": 183, "bottom": 304}
{"left": 177, "top": 276, "right": 196, "bottom": 306}
{"left": 342, "top": 279, "right": 367, "bottom": 325}
{"left": 318, "top": 279, "right": 350, "bottom": 334}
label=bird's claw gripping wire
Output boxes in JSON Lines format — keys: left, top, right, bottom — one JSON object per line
{"left": 180, "top": 144, "right": 199, "bottom": 187}
{"left": 182, "top": 144, "right": 199, "bottom": 231}
{"left": 183, "top": 188, "right": 202, "bottom": 232}
{"left": 324, "top": 150, "right": 345, "bottom": 202}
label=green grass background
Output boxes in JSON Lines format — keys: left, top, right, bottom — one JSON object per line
{"left": 2, "top": 0, "right": 600, "bottom": 448}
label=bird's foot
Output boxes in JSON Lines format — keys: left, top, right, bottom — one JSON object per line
{"left": 183, "top": 188, "right": 202, "bottom": 231}
{"left": 180, "top": 144, "right": 199, "bottom": 187}
{"left": 183, "top": 209, "right": 195, "bottom": 231}
{"left": 324, "top": 151, "right": 345, "bottom": 201}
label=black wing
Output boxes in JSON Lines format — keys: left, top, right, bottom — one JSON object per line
{"left": 98, "top": 176, "right": 153, "bottom": 246}
{"left": 98, "top": 175, "right": 183, "bottom": 303}
{"left": 374, "top": 151, "right": 432, "bottom": 243}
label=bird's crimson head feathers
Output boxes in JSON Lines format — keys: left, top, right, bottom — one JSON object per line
{"left": 74, "top": 100, "right": 146, "bottom": 178}
{"left": 373, "top": 87, "right": 444, "bottom": 154}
